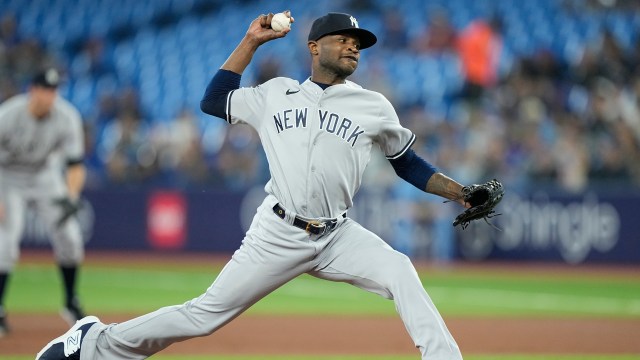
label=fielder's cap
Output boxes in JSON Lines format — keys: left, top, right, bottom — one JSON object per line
{"left": 31, "top": 68, "right": 60, "bottom": 89}
{"left": 308, "top": 12, "right": 377, "bottom": 49}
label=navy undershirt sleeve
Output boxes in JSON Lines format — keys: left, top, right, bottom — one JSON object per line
{"left": 200, "top": 69, "right": 241, "bottom": 119}
{"left": 388, "top": 148, "right": 438, "bottom": 191}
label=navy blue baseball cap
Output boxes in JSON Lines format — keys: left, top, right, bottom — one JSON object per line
{"left": 308, "top": 12, "right": 377, "bottom": 49}
{"left": 31, "top": 68, "right": 60, "bottom": 89}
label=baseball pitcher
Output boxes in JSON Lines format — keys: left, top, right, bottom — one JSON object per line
{"left": 0, "top": 68, "right": 87, "bottom": 337}
{"left": 37, "top": 11, "right": 475, "bottom": 360}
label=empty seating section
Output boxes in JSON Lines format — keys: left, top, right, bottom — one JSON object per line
{"left": 2, "top": 0, "right": 637, "bottom": 121}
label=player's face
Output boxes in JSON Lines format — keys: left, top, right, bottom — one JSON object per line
{"left": 29, "top": 86, "right": 57, "bottom": 118}
{"left": 316, "top": 33, "right": 361, "bottom": 78}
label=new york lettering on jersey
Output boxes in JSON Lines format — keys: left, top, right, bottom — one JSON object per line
{"left": 318, "top": 109, "right": 364, "bottom": 147}
{"left": 273, "top": 107, "right": 308, "bottom": 132}
{"left": 272, "top": 107, "right": 365, "bottom": 147}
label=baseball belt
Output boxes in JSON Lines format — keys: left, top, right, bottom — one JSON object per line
{"left": 272, "top": 203, "right": 344, "bottom": 236}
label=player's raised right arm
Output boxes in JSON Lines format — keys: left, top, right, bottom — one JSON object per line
{"left": 221, "top": 11, "right": 293, "bottom": 75}
{"left": 201, "top": 11, "right": 293, "bottom": 119}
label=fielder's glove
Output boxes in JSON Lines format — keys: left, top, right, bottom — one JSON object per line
{"left": 452, "top": 179, "right": 504, "bottom": 230}
{"left": 53, "top": 197, "right": 82, "bottom": 228}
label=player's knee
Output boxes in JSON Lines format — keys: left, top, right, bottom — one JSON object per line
{"left": 379, "top": 253, "right": 417, "bottom": 287}
{"left": 390, "top": 252, "right": 414, "bottom": 272}
{"left": 54, "top": 248, "right": 84, "bottom": 266}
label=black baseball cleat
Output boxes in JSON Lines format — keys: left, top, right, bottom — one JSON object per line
{"left": 60, "top": 298, "right": 86, "bottom": 326}
{"left": 36, "top": 316, "right": 99, "bottom": 359}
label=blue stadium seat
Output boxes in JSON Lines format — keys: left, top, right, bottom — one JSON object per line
{"left": 6, "top": 0, "right": 639, "bottom": 130}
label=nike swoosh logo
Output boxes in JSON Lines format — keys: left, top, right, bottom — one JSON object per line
{"left": 286, "top": 89, "right": 300, "bottom": 95}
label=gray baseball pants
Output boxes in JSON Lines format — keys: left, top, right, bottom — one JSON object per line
{"left": 0, "top": 176, "right": 83, "bottom": 271}
{"left": 80, "top": 195, "right": 462, "bottom": 359}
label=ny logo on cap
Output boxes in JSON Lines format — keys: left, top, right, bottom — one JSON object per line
{"left": 350, "top": 16, "right": 359, "bottom": 28}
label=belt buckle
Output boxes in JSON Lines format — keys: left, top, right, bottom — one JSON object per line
{"left": 305, "top": 220, "right": 326, "bottom": 235}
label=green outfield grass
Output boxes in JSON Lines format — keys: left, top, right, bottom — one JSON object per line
{"left": 4, "top": 355, "right": 640, "bottom": 360}
{"left": 156, "top": 356, "right": 640, "bottom": 360}
{"left": 161, "top": 356, "right": 640, "bottom": 360}
{"left": 6, "top": 261, "right": 640, "bottom": 318}
{"left": 4, "top": 259, "right": 640, "bottom": 359}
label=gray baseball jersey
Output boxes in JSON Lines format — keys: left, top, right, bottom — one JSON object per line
{"left": 227, "top": 77, "right": 416, "bottom": 218}
{"left": 77, "top": 78, "right": 462, "bottom": 360}
{"left": 0, "top": 94, "right": 84, "bottom": 270}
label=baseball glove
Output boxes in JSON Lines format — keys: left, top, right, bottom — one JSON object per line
{"left": 53, "top": 197, "right": 82, "bottom": 228}
{"left": 452, "top": 179, "right": 504, "bottom": 230}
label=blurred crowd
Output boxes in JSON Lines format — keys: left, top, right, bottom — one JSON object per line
{"left": 1, "top": 0, "right": 639, "bottom": 194}
{"left": 362, "top": 0, "right": 640, "bottom": 194}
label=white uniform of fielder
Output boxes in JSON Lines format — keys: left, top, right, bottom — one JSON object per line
{"left": 0, "top": 69, "right": 86, "bottom": 335}
{"left": 0, "top": 94, "right": 85, "bottom": 264}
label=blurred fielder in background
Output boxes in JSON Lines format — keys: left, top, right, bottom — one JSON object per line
{"left": 0, "top": 68, "right": 87, "bottom": 336}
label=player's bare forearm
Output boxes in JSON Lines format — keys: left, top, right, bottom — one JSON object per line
{"left": 66, "top": 163, "right": 86, "bottom": 200}
{"left": 221, "top": 37, "right": 261, "bottom": 75}
{"left": 425, "top": 173, "right": 467, "bottom": 206}
{"left": 221, "top": 11, "right": 293, "bottom": 75}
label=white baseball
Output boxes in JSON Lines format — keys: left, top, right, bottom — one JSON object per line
{"left": 270, "top": 12, "right": 291, "bottom": 32}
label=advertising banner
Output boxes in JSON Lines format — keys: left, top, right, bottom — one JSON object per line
{"left": 456, "top": 191, "right": 639, "bottom": 264}
{"left": 20, "top": 188, "right": 640, "bottom": 264}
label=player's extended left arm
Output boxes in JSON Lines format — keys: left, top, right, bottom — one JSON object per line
{"left": 388, "top": 149, "right": 467, "bottom": 207}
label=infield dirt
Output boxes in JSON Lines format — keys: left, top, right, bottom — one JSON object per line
{"left": 2, "top": 251, "right": 639, "bottom": 356}
{"left": 2, "top": 313, "right": 640, "bottom": 356}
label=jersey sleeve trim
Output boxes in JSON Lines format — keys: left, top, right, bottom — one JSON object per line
{"left": 386, "top": 133, "right": 416, "bottom": 160}
{"left": 225, "top": 90, "right": 235, "bottom": 124}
